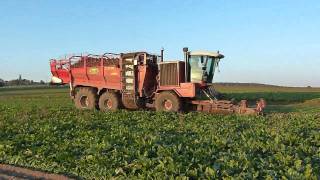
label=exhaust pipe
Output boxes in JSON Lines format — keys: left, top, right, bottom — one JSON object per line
{"left": 183, "top": 47, "right": 189, "bottom": 82}
{"left": 160, "top": 48, "right": 164, "bottom": 62}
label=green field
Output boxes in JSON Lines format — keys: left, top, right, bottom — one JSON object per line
{"left": 0, "top": 86, "right": 320, "bottom": 179}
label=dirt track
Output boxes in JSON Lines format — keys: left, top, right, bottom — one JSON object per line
{"left": 0, "top": 164, "right": 74, "bottom": 180}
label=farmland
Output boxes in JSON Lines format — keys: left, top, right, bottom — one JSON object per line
{"left": 0, "top": 86, "right": 320, "bottom": 179}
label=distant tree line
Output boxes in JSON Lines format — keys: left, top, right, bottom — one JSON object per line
{"left": 0, "top": 75, "right": 46, "bottom": 87}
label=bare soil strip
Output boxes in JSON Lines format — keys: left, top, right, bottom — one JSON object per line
{"left": 0, "top": 164, "right": 74, "bottom": 180}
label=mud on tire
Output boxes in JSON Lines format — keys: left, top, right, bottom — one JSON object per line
{"left": 74, "top": 87, "right": 97, "bottom": 110}
{"left": 155, "top": 91, "right": 181, "bottom": 112}
{"left": 98, "top": 91, "right": 121, "bottom": 112}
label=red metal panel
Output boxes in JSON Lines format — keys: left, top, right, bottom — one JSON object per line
{"left": 158, "top": 82, "right": 196, "bottom": 98}
{"left": 104, "top": 66, "right": 121, "bottom": 89}
{"left": 71, "top": 68, "right": 86, "bottom": 83}
{"left": 174, "top": 83, "right": 196, "bottom": 97}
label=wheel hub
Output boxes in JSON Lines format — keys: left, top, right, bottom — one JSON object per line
{"left": 105, "top": 99, "right": 113, "bottom": 109}
{"left": 80, "top": 96, "right": 89, "bottom": 108}
{"left": 164, "top": 100, "right": 173, "bottom": 110}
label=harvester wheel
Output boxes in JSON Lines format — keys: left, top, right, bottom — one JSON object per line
{"left": 155, "top": 91, "right": 181, "bottom": 112}
{"left": 74, "top": 87, "right": 97, "bottom": 110}
{"left": 98, "top": 91, "right": 121, "bottom": 112}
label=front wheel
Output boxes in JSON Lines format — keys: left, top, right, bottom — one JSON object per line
{"left": 155, "top": 91, "right": 181, "bottom": 112}
{"left": 98, "top": 91, "right": 121, "bottom": 112}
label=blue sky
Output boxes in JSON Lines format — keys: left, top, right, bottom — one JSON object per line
{"left": 0, "top": 0, "right": 319, "bottom": 87}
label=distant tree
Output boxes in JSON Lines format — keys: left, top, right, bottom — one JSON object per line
{"left": 4, "top": 77, "right": 47, "bottom": 87}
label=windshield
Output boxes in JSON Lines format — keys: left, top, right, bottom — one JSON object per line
{"left": 188, "top": 55, "right": 219, "bottom": 83}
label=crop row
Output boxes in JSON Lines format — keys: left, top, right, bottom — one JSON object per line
{"left": 0, "top": 87, "right": 319, "bottom": 179}
{"left": 0, "top": 105, "right": 319, "bottom": 179}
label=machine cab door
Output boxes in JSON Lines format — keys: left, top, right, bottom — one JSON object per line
{"left": 189, "top": 56, "right": 215, "bottom": 83}
{"left": 187, "top": 51, "right": 224, "bottom": 83}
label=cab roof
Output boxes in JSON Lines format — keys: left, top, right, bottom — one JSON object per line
{"left": 189, "top": 51, "right": 224, "bottom": 58}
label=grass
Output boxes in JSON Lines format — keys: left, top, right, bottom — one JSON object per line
{"left": 212, "top": 84, "right": 320, "bottom": 106}
{"left": 222, "top": 92, "right": 320, "bottom": 104}
{"left": 265, "top": 98, "right": 320, "bottom": 113}
{"left": 213, "top": 83, "right": 320, "bottom": 93}
{"left": 0, "top": 85, "right": 320, "bottom": 179}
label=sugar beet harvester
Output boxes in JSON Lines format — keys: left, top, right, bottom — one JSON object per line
{"left": 50, "top": 48, "right": 266, "bottom": 115}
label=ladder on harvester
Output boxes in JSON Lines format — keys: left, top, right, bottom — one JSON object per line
{"left": 121, "top": 57, "right": 138, "bottom": 109}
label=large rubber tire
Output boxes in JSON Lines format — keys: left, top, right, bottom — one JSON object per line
{"left": 74, "top": 87, "right": 97, "bottom": 110}
{"left": 98, "top": 91, "right": 121, "bottom": 112}
{"left": 155, "top": 91, "right": 181, "bottom": 112}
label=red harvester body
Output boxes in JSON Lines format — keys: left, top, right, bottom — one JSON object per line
{"left": 50, "top": 48, "right": 265, "bottom": 114}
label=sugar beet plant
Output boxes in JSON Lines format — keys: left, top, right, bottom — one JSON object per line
{"left": 0, "top": 88, "right": 319, "bottom": 179}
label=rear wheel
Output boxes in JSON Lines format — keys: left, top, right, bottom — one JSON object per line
{"left": 74, "top": 87, "right": 97, "bottom": 110}
{"left": 155, "top": 91, "right": 181, "bottom": 112}
{"left": 98, "top": 91, "right": 121, "bottom": 112}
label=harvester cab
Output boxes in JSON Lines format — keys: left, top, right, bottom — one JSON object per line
{"left": 183, "top": 47, "right": 224, "bottom": 84}
{"left": 182, "top": 47, "right": 225, "bottom": 101}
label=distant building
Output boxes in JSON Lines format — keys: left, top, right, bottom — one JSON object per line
{"left": 18, "top": 75, "right": 22, "bottom": 85}
{"left": 0, "top": 78, "right": 4, "bottom": 87}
